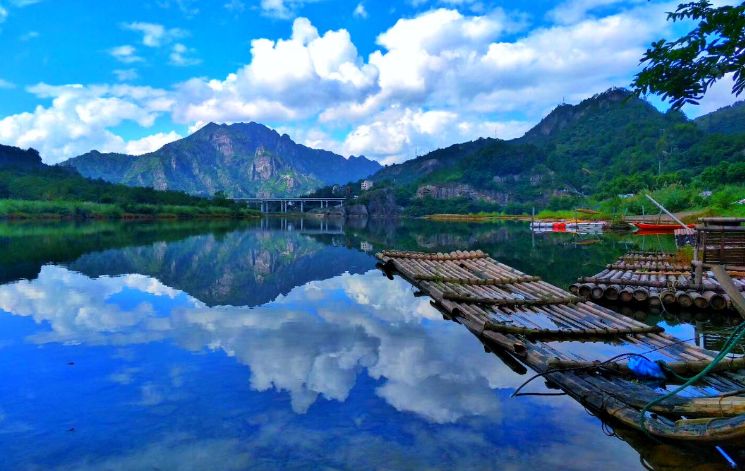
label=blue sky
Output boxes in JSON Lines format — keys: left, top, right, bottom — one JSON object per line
{"left": 0, "top": 0, "right": 739, "bottom": 164}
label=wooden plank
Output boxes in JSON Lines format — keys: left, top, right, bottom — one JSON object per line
{"left": 376, "top": 249, "right": 745, "bottom": 442}
{"left": 712, "top": 265, "right": 745, "bottom": 319}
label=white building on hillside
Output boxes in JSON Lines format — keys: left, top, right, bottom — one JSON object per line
{"left": 361, "top": 180, "right": 374, "bottom": 191}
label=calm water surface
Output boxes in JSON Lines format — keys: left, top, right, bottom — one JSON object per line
{"left": 0, "top": 218, "right": 736, "bottom": 470}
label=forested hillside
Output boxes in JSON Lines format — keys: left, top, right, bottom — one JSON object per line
{"left": 347, "top": 88, "right": 745, "bottom": 214}
{"left": 694, "top": 101, "right": 745, "bottom": 135}
{"left": 0, "top": 144, "right": 257, "bottom": 219}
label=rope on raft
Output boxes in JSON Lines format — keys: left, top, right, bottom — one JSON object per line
{"left": 639, "top": 318, "right": 745, "bottom": 436}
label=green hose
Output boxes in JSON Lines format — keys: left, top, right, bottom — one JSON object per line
{"left": 639, "top": 319, "right": 745, "bottom": 435}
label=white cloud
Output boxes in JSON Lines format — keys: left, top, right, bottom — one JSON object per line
{"left": 114, "top": 68, "right": 139, "bottom": 81}
{"left": 0, "top": 78, "right": 14, "bottom": 89}
{"left": 125, "top": 131, "right": 182, "bottom": 155}
{"left": 168, "top": 5, "right": 670, "bottom": 162}
{"left": 123, "top": 21, "right": 185, "bottom": 47}
{"left": 353, "top": 2, "right": 367, "bottom": 18}
{"left": 1, "top": 2, "right": 741, "bottom": 165}
{"left": 169, "top": 43, "right": 200, "bottom": 66}
{"left": 171, "top": 17, "right": 377, "bottom": 124}
{"left": 260, "top": 0, "right": 314, "bottom": 18}
{"left": 0, "top": 5, "right": 7, "bottom": 23}
{"left": 0, "top": 83, "right": 174, "bottom": 163}
{"left": 546, "top": 0, "right": 637, "bottom": 24}
{"left": 342, "top": 107, "right": 530, "bottom": 164}
{"left": 682, "top": 73, "right": 740, "bottom": 118}
{"left": 109, "top": 45, "right": 143, "bottom": 64}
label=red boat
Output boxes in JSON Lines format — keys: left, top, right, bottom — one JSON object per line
{"left": 632, "top": 222, "right": 694, "bottom": 232}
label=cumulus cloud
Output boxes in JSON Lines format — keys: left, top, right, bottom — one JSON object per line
{"left": 0, "top": 83, "right": 174, "bottom": 162}
{"left": 168, "top": 5, "right": 675, "bottom": 162}
{"left": 125, "top": 131, "right": 182, "bottom": 155}
{"left": 0, "top": 2, "right": 741, "bottom": 164}
{"left": 123, "top": 21, "right": 186, "bottom": 47}
{"left": 109, "top": 45, "right": 143, "bottom": 64}
{"left": 342, "top": 107, "right": 530, "bottom": 164}
{"left": 171, "top": 17, "right": 377, "bottom": 125}
{"left": 169, "top": 43, "right": 200, "bottom": 66}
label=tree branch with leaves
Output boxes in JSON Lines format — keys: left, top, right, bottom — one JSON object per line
{"left": 632, "top": 1, "right": 745, "bottom": 109}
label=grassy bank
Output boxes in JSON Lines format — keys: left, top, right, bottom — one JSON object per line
{"left": 0, "top": 199, "right": 261, "bottom": 220}
{"left": 424, "top": 184, "right": 745, "bottom": 222}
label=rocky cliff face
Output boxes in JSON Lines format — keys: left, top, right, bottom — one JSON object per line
{"left": 416, "top": 183, "right": 510, "bottom": 204}
{"left": 366, "top": 189, "right": 401, "bottom": 217}
{"left": 61, "top": 122, "right": 382, "bottom": 197}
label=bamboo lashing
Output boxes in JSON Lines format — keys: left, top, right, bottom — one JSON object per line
{"left": 377, "top": 249, "right": 745, "bottom": 442}
{"left": 578, "top": 250, "right": 745, "bottom": 312}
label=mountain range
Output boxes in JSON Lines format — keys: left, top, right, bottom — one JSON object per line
{"left": 353, "top": 88, "right": 745, "bottom": 212}
{"left": 4, "top": 87, "right": 744, "bottom": 209}
{"left": 62, "top": 122, "right": 381, "bottom": 198}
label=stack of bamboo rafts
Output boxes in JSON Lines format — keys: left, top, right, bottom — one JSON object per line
{"left": 377, "top": 249, "right": 745, "bottom": 442}
{"left": 570, "top": 251, "right": 745, "bottom": 312}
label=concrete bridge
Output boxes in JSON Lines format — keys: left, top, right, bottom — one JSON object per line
{"left": 257, "top": 217, "right": 344, "bottom": 234}
{"left": 233, "top": 197, "right": 346, "bottom": 214}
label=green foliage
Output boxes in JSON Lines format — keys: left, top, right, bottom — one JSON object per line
{"left": 0, "top": 159, "right": 260, "bottom": 220}
{"left": 403, "top": 197, "right": 502, "bottom": 217}
{"left": 695, "top": 101, "right": 745, "bottom": 134}
{"left": 632, "top": 1, "right": 745, "bottom": 108}
{"left": 710, "top": 186, "right": 745, "bottom": 209}
{"left": 0, "top": 199, "right": 259, "bottom": 220}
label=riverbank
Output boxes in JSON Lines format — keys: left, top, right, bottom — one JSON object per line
{"left": 0, "top": 199, "right": 261, "bottom": 220}
{"left": 422, "top": 197, "right": 745, "bottom": 223}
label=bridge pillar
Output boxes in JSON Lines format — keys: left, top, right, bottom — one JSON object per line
{"left": 300, "top": 201, "right": 304, "bottom": 213}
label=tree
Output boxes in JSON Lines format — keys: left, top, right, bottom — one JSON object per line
{"left": 632, "top": 1, "right": 745, "bottom": 109}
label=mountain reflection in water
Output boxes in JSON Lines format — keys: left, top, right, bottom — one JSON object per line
{"left": 0, "top": 219, "right": 732, "bottom": 470}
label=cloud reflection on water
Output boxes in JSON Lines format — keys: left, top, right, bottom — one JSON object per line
{"left": 0, "top": 235, "right": 661, "bottom": 469}
{"left": 0, "top": 265, "right": 518, "bottom": 423}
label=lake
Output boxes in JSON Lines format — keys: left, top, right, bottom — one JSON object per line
{"left": 0, "top": 218, "right": 737, "bottom": 470}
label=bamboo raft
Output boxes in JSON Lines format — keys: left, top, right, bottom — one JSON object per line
{"left": 571, "top": 252, "right": 745, "bottom": 312}
{"left": 377, "top": 249, "right": 745, "bottom": 443}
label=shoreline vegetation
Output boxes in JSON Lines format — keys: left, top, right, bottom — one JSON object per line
{"left": 0, "top": 145, "right": 261, "bottom": 220}
{"left": 423, "top": 184, "right": 745, "bottom": 224}
{"left": 0, "top": 199, "right": 261, "bottom": 220}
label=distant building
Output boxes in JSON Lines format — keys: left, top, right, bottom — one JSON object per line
{"left": 700, "top": 190, "right": 713, "bottom": 198}
{"left": 360, "top": 241, "right": 373, "bottom": 252}
{"left": 361, "top": 180, "right": 374, "bottom": 191}
{"left": 618, "top": 193, "right": 635, "bottom": 199}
